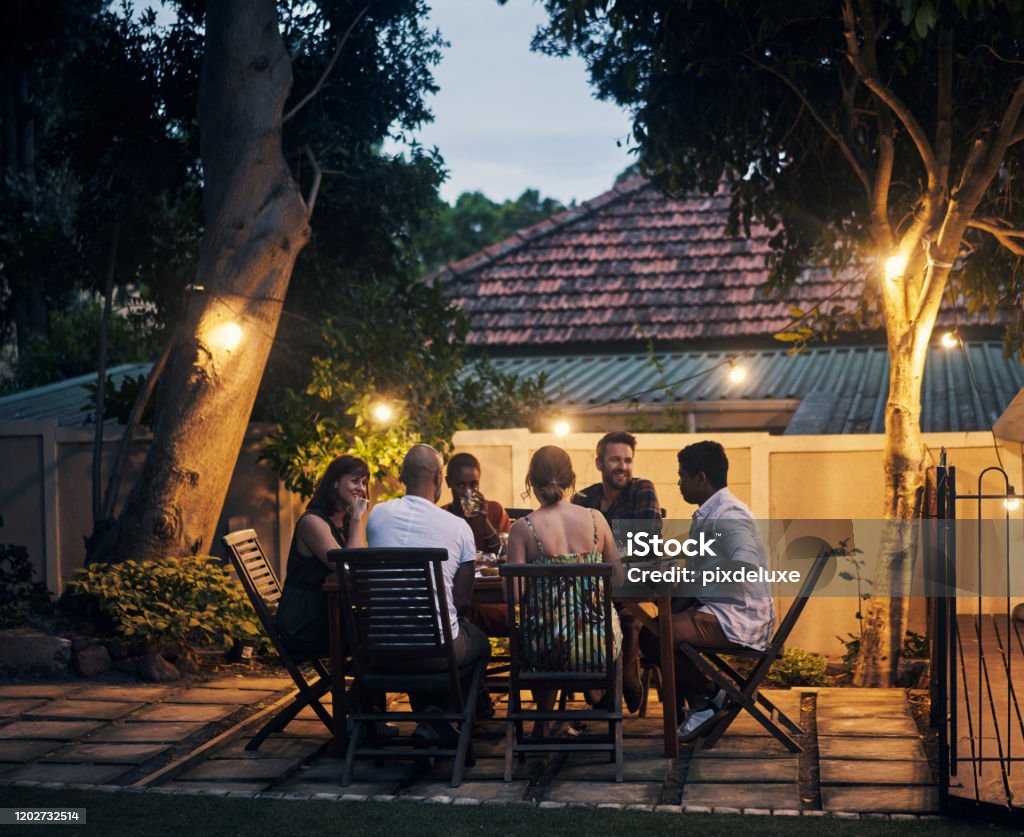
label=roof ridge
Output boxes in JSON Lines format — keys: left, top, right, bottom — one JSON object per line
{"left": 428, "top": 176, "right": 653, "bottom": 286}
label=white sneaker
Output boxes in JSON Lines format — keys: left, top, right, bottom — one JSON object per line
{"left": 677, "top": 706, "right": 720, "bottom": 742}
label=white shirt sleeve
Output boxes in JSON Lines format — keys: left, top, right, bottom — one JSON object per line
{"left": 457, "top": 520, "right": 476, "bottom": 563}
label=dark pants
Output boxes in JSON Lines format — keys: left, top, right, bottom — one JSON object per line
{"left": 638, "top": 606, "right": 745, "bottom": 708}
{"left": 618, "top": 606, "right": 644, "bottom": 695}
{"left": 467, "top": 603, "right": 508, "bottom": 638}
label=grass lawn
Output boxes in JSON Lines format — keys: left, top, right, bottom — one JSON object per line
{"left": 0, "top": 789, "right": 1016, "bottom": 836}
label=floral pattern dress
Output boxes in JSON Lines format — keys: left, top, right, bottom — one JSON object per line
{"left": 521, "top": 509, "right": 622, "bottom": 671}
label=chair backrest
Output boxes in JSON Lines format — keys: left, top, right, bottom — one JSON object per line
{"left": 500, "top": 562, "right": 617, "bottom": 692}
{"left": 747, "top": 546, "right": 835, "bottom": 679}
{"left": 222, "top": 528, "right": 291, "bottom": 659}
{"left": 505, "top": 507, "right": 533, "bottom": 521}
{"left": 329, "top": 548, "right": 456, "bottom": 670}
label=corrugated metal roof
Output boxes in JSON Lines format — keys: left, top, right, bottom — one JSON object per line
{"left": 489, "top": 342, "right": 1024, "bottom": 434}
{"left": 2, "top": 344, "right": 1020, "bottom": 434}
{"left": 0, "top": 363, "right": 153, "bottom": 425}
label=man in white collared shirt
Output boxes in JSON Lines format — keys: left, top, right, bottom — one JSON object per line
{"left": 365, "top": 445, "right": 490, "bottom": 696}
{"left": 639, "top": 441, "right": 775, "bottom": 742}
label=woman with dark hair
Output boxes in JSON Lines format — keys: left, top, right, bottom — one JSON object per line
{"left": 275, "top": 455, "right": 369, "bottom": 658}
{"left": 507, "top": 446, "right": 621, "bottom": 726}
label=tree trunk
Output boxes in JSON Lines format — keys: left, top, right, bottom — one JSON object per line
{"left": 99, "top": 0, "right": 310, "bottom": 562}
{"left": 853, "top": 320, "right": 929, "bottom": 686}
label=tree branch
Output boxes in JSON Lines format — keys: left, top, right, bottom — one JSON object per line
{"left": 747, "top": 53, "right": 872, "bottom": 197}
{"left": 936, "top": 27, "right": 952, "bottom": 190}
{"left": 302, "top": 145, "right": 322, "bottom": 215}
{"left": 968, "top": 216, "right": 1024, "bottom": 256}
{"left": 842, "top": 0, "right": 940, "bottom": 190}
{"left": 283, "top": 6, "right": 369, "bottom": 124}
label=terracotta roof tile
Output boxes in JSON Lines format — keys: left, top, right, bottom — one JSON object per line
{"left": 435, "top": 177, "right": 1000, "bottom": 347}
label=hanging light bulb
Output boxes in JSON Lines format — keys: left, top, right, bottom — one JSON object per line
{"left": 1006, "top": 487, "right": 1020, "bottom": 512}
{"left": 553, "top": 419, "right": 571, "bottom": 437}
{"left": 372, "top": 403, "right": 393, "bottom": 423}
{"left": 940, "top": 330, "right": 958, "bottom": 349}
{"left": 728, "top": 360, "right": 747, "bottom": 384}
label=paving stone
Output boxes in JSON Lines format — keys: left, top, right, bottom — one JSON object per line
{"left": 818, "top": 736, "right": 926, "bottom": 761}
{"left": 0, "top": 740, "right": 63, "bottom": 762}
{"left": 5, "top": 762, "right": 131, "bottom": 784}
{"left": 73, "top": 685, "right": 177, "bottom": 702}
{"left": 202, "top": 677, "right": 292, "bottom": 691}
{"left": 681, "top": 782, "right": 799, "bottom": 809}
{"left": 0, "top": 699, "right": 47, "bottom": 717}
{"left": 821, "top": 785, "right": 940, "bottom": 813}
{"left": 0, "top": 720, "right": 104, "bottom": 740}
{"left": 43, "top": 743, "right": 171, "bottom": 764}
{"left": 820, "top": 759, "right": 934, "bottom": 785}
{"left": 131, "top": 703, "right": 237, "bottom": 723}
{"left": 690, "top": 736, "right": 798, "bottom": 758}
{"left": 166, "top": 688, "right": 277, "bottom": 705}
{"left": 414, "top": 781, "right": 529, "bottom": 803}
{"left": 162, "top": 781, "right": 269, "bottom": 794}
{"left": 686, "top": 757, "right": 798, "bottom": 783}
{"left": 816, "top": 716, "right": 919, "bottom": 738}
{"left": 181, "top": 758, "right": 300, "bottom": 781}
{"left": 557, "top": 757, "right": 668, "bottom": 782}
{"left": 294, "top": 759, "right": 415, "bottom": 783}
{"left": 542, "top": 781, "right": 661, "bottom": 805}
{"left": 279, "top": 781, "right": 394, "bottom": 796}
{"left": 0, "top": 685, "right": 77, "bottom": 699}
{"left": 210, "top": 738, "right": 325, "bottom": 760}
{"left": 275, "top": 720, "right": 332, "bottom": 739}
{"left": 27, "top": 700, "right": 143, "bottom": 720}
{"left": 89, "top": 722, "right": 205, "bottom": 743}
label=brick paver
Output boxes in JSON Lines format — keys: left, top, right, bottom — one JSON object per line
{"left": 26, "top": 700, "right": 143, "bottom": 720}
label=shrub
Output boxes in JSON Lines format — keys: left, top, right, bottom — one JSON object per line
{"left": 67, "top": 557, "right": 262, "bottom": 650}
{"left": 836, "top": 630, "right": 929, "bottom": 674}
{"left": 0, "top": 539, "right": 51, "bottom": 628}
{"left": 765, "top": 647, "right": 829, "bottom": 687}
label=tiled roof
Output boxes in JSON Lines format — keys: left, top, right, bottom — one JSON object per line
{"left": 0, "top": 363, "right": 152, "bottom": 426}
{"left": 488, "top": 341, "right": 1024, "bottom": 434}
{"left": 436, "top": 176, "right": 997, "bottom": 348}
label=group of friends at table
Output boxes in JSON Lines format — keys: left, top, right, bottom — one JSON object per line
{"left": 274, "top": 431, "right": 774, "bottom": 744}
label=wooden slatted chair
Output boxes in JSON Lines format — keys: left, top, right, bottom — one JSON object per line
{"left": 330, "top": 548, "right": 486, "bottom": 788}
{"left": 222, "top": 529, "right": 333, "bottom": 750}
{"left": 500, "top": 562, "right": 623, "bottom": 781}
{"left": 680, "top": 547, "right": 834, "bottom": 752}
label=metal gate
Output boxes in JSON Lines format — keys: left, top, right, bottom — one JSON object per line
{"left": 933, "top": 458, "right": 1024, "bottom": 823}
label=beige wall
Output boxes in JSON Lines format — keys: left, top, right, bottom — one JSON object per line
{"left": 3, "top": 421, "right": 301, "bottom": 593}
{"left": 452, "top": 428, "right": 1022, "bottom": 656}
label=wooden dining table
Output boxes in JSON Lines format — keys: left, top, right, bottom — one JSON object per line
{"left": 322, "top": 572, "right": 679, "bottom": 758}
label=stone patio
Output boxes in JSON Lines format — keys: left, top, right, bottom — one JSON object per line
{"left": 0, "top": 674, "right": 939, "bottom": 816}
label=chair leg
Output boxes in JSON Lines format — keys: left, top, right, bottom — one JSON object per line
{"left": 504, "top": 720, "right": 515, "bottom": 782}
{"left": 614, "top": 717, "right": 623, "bottom": 783}
{"left": 341, "top": 718, "right": 363, "bottom": 786}
{"left": 452, "top": 720, "right": 473, "bottom": 788}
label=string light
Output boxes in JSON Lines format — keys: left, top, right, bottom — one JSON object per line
{"left": 210, "top": 322, "right": 243, "bottom": 352}
{"left": 885, "top": 253, "right": 908, "bottom": 281}
{"left": 728, "top": 360, "right": 747, "bottom": 384}
{"left": 553, "top": 419, "right": 571, "bottom": 437}
{"left": 940, "top": 330, "right": 959, "bottom": 349}
{"left": 372, "top": 403, "right": 393, "bottom": 422}
{"left": 1006, "top": 487, "right": 1020, "bottom": 512}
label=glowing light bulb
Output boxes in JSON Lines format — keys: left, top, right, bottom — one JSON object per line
{"left": 1006, "top": 495, "right": 1020, "bottom": 512}
{"left": 553, "top": 420, "right": 571, "bottom": 437}
{"left": 212, "top": 322, "right": 243, "bottom": 352}
{"left": 372, "top": 403, "right": 393, "bottom": 422}
{"left": 884, "top": 254, "right": 908, "bottom": 281}
{"left": 940, "top": 331, "right": 958, "bottom": 349}
{"left": 728, "top": 364, "right": 747, "bottom": 384}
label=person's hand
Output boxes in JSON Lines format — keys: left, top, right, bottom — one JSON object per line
{"left": 462, "top": 488, "right": 486, "bottom": 519}
{"left": 349, "top": 496, "right": 369, "bottom": 521}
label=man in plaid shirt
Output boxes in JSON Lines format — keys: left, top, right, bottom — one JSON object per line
{"left": 573, "top": 431, "right": 663, "bottom": 712}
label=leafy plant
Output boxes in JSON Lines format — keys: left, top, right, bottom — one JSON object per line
{"left": 765, "top": 647, "right": 829, "bottom": 688}
{"left": 67, "top": 557, "right": 262, "bottom": 649}
{"left": 902, "top": 629, "right": 929, "bottom": 659}
{"left": 0, "top": 516, "right": 51, "bottom": 628}
{"left": 835, "top": 538, "right": 870, "bottom": 634}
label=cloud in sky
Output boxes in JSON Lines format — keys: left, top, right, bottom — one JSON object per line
{"left": 386, "top": 0, "right": 636, "bottom": 205}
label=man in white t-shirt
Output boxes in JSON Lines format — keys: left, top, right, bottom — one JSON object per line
{"left": 365, "top": 445, "right": 490, "bottom": 693}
